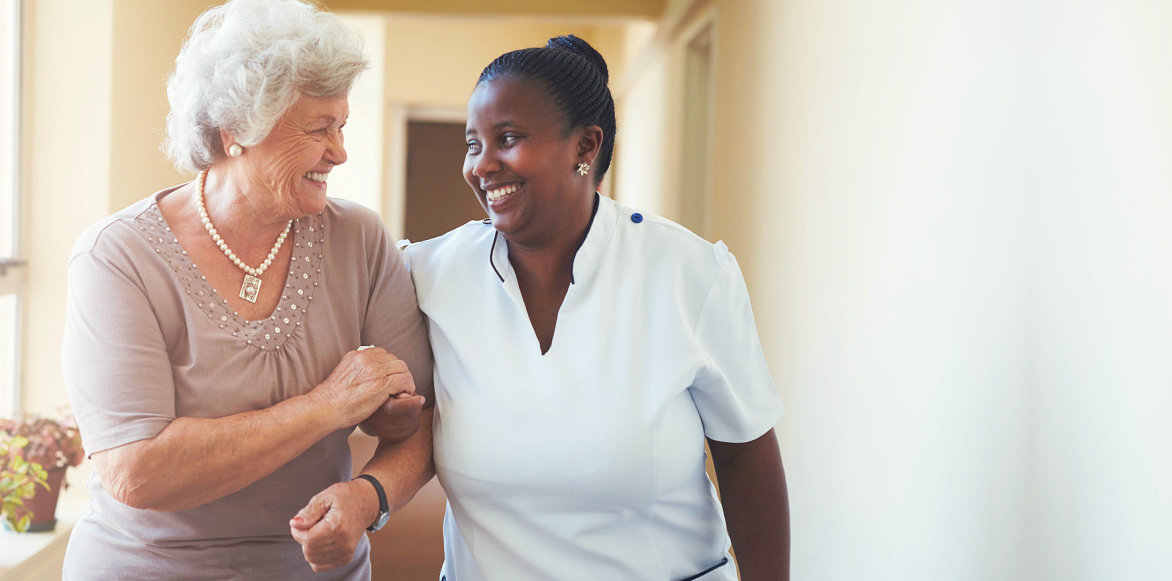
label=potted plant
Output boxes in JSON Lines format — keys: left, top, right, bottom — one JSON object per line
{"left": 0, "top": 414, "right": 85, "bottom": 532}
{"left": 1, "top": 432, "right": 48, "bottom": 532}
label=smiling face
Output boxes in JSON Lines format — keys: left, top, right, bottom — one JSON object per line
{"left": 240, "top": 94, "right": 349, "bottom": 217}
{"left": 464, "top": 78, "right": 595, "bottom": 247}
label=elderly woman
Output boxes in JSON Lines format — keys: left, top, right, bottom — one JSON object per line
{"left": 60, "top": 1, "right": 433, "bottom": 579}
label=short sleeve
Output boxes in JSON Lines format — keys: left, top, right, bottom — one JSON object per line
{"left": 63, "top": 248, "right": 177, "bottom": 456}
{"left": 361, "top": 228, "right": 435, "bottom": 405}
{"left": 689, "top": 246, "right": 784, "bottom": 443}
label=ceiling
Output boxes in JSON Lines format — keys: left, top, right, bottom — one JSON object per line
{"left": 322, "top": 0, "right": 666, "bottom": 19}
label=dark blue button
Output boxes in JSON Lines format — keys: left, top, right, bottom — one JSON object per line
{"left": 631, "top": 213, "right": 643, "bottom": 223}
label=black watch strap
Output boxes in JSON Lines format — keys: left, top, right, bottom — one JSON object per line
{"left": 354, "top": 474, "right": 390, "bottom": 532}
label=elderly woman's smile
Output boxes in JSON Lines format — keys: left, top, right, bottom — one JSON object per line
{"left": 242, "top": 94, "right": 350, "bottom": 217}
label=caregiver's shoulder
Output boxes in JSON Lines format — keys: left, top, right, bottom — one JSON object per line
{"left": 401, "top": 218, "right": 496, "bottom": 267}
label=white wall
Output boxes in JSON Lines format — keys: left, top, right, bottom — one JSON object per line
{"left": 619, "top": 1, "right": 1172, "bottom": 579}
{"left": 742, "top": 3, "right": 1033, "bottom": 579}
{"left": 1032, "top": 1, "right": 1172, "bottom": 579}
{"left": 618, "top": 1, "right": 1033, "bottom": 579}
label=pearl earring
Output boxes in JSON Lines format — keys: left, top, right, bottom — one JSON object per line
{"left": 576, "top": 161, "right": 590, "bottom": 176}
{"left": 228, "top": 143, "right": 243, "bottom": 157}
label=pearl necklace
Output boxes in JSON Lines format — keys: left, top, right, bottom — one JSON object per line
{"left": 195, "top": 170, "right": 292, "bottom": 303}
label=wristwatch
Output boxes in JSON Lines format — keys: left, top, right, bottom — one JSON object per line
{"left": 354, "top": 474, "right": 390, "bottom": 532}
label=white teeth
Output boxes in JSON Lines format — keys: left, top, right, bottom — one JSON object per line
{"left": 305, "top": 171, "right": 328, "bottom": 183}
{"left": 486, "top": 184, "right": 519, "bottom": 201}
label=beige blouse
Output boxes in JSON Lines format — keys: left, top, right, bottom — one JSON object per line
{"left": 61, "top": 187, "right": 433, "bottom": 580}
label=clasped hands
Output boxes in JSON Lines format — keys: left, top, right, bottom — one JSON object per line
{"left": 291, "top": 346, "right": 422, "bottom": 572}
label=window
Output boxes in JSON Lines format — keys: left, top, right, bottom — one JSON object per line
{"left": 0, "top": 0, "right": 24, "bottom": 416}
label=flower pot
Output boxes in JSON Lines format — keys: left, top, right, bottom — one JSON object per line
{"left": 24, "top": 467, "right": 66, "bottom": 532}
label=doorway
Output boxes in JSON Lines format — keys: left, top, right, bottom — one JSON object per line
{"left": 403, "top": 120, "right": 485, "bottom": 242}
{"left": 679, "top": 22, "right": 714, "bottom": 239}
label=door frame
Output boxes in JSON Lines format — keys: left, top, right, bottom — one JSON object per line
{"left": 385, "top": 104, "right": 467, "bottom": 240}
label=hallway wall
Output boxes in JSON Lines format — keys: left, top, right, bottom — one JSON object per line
{"left": 21, "top": 0, "right": 216, "bottom": 419}
{"left": 1031, "top": 1, "right": 1172, "bottom": 578}
{"left": 616, "top": 1, "right": 1032, "bottom": 579}
{"left": 617, "top": 1, "right": 1172, "bottom": 579}
{"left": 738, "top": 3, "right": 1033, "bottom": 578}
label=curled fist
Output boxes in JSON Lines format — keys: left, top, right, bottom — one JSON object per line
{"left": 290, "top": 479, "right": 377, "bottom": 572}
{"left": 360, "top": 392, "right": 426, "bottom": 443}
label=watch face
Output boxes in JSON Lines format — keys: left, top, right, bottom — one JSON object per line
{"left": 371, "top": 511, "right": 391, "bottom": 532}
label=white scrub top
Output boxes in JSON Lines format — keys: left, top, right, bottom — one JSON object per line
{"left": 404, "top": 195, "right": 783, "bottom": 581}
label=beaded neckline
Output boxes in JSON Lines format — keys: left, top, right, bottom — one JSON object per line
{"left": 132, "top": 199, "right": 325, "bottom": 352}
{"left": 195, "top": 170, "right": 292, "bottom": 303}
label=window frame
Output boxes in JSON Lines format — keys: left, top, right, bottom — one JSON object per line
{"left": 0, "top": 0, "right": 25, "bottom": 417}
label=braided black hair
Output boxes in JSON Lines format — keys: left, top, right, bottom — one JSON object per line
{"left": 477, "top": 35, "right": 617, "bottom": 185}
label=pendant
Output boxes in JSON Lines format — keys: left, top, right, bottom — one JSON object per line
{"left": 239, "top": 274, "right": 262, "bottom": 303}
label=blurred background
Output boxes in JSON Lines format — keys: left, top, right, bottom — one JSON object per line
{"left": 2, "top": 0, "right": 1171, "bottom": 579}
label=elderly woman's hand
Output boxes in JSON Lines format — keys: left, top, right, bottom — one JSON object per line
{"left": 289, "top": 479, "right": 376, "bottom": 572}
{"left": 310, "top": 347, "right": 415, "bottom": 430}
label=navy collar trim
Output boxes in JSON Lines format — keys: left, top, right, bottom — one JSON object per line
{"left": 487, "top": 192, "right": 601, "bottom": 284}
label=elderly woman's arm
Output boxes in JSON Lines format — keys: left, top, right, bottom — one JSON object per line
{"left": 92, "top": 348, "right": 413, "bottom": 513}
{"left": 709, "top": 428, "right": 790, "bottom": 581}
{"left": 290, "top": 408, "right": 435, "bottom": 572}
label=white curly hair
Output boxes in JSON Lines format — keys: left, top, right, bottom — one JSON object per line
{"left": 163, "top": 0, "right": 369, "bottom": 174}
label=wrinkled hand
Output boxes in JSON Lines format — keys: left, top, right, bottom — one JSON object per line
{"left": 290, "top": 480, "right": 378, "bottom": 572}
{"left": 360, "top": 393, "right": 426, "bottom": 443}
{"left": 311, "top": 347, "right": 415, "bottom": 430}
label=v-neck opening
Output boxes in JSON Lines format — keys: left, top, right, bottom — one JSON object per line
{"left": 535, "top": 291, "right": 570, "bottom": 358}
{"left": 488, "top": 193, "right": 614, "bottom": 358}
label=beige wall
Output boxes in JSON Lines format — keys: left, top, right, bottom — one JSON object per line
{"left": 22, "top": 0, "right": 209, "bottom": 416}
{"left": 381, "top": 16, "right": 629, "bottom": 109}
{"left": 23, "top": 0, "right": 114, "bottom": 415}
{"left": 110, "top": 1, "right": 210, "bottom": 208}
{"left": 612, "top": 39, "right": 677, "bottom": 216}
{"left": 327, "top": 0, "right": 665, "bottom": 18}
{"left": 325, "top": 13, "right": 387, "bottom": 214}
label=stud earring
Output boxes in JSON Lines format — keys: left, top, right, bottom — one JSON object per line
{"left": 228, "top": 143, "right": 243, "bottom": 157}
{"left": 576, "top": 161, "right": 590, "bottom": 176}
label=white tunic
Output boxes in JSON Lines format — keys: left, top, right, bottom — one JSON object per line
{"left": 404, "top": 195, "right": 783, "bottom": 581}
